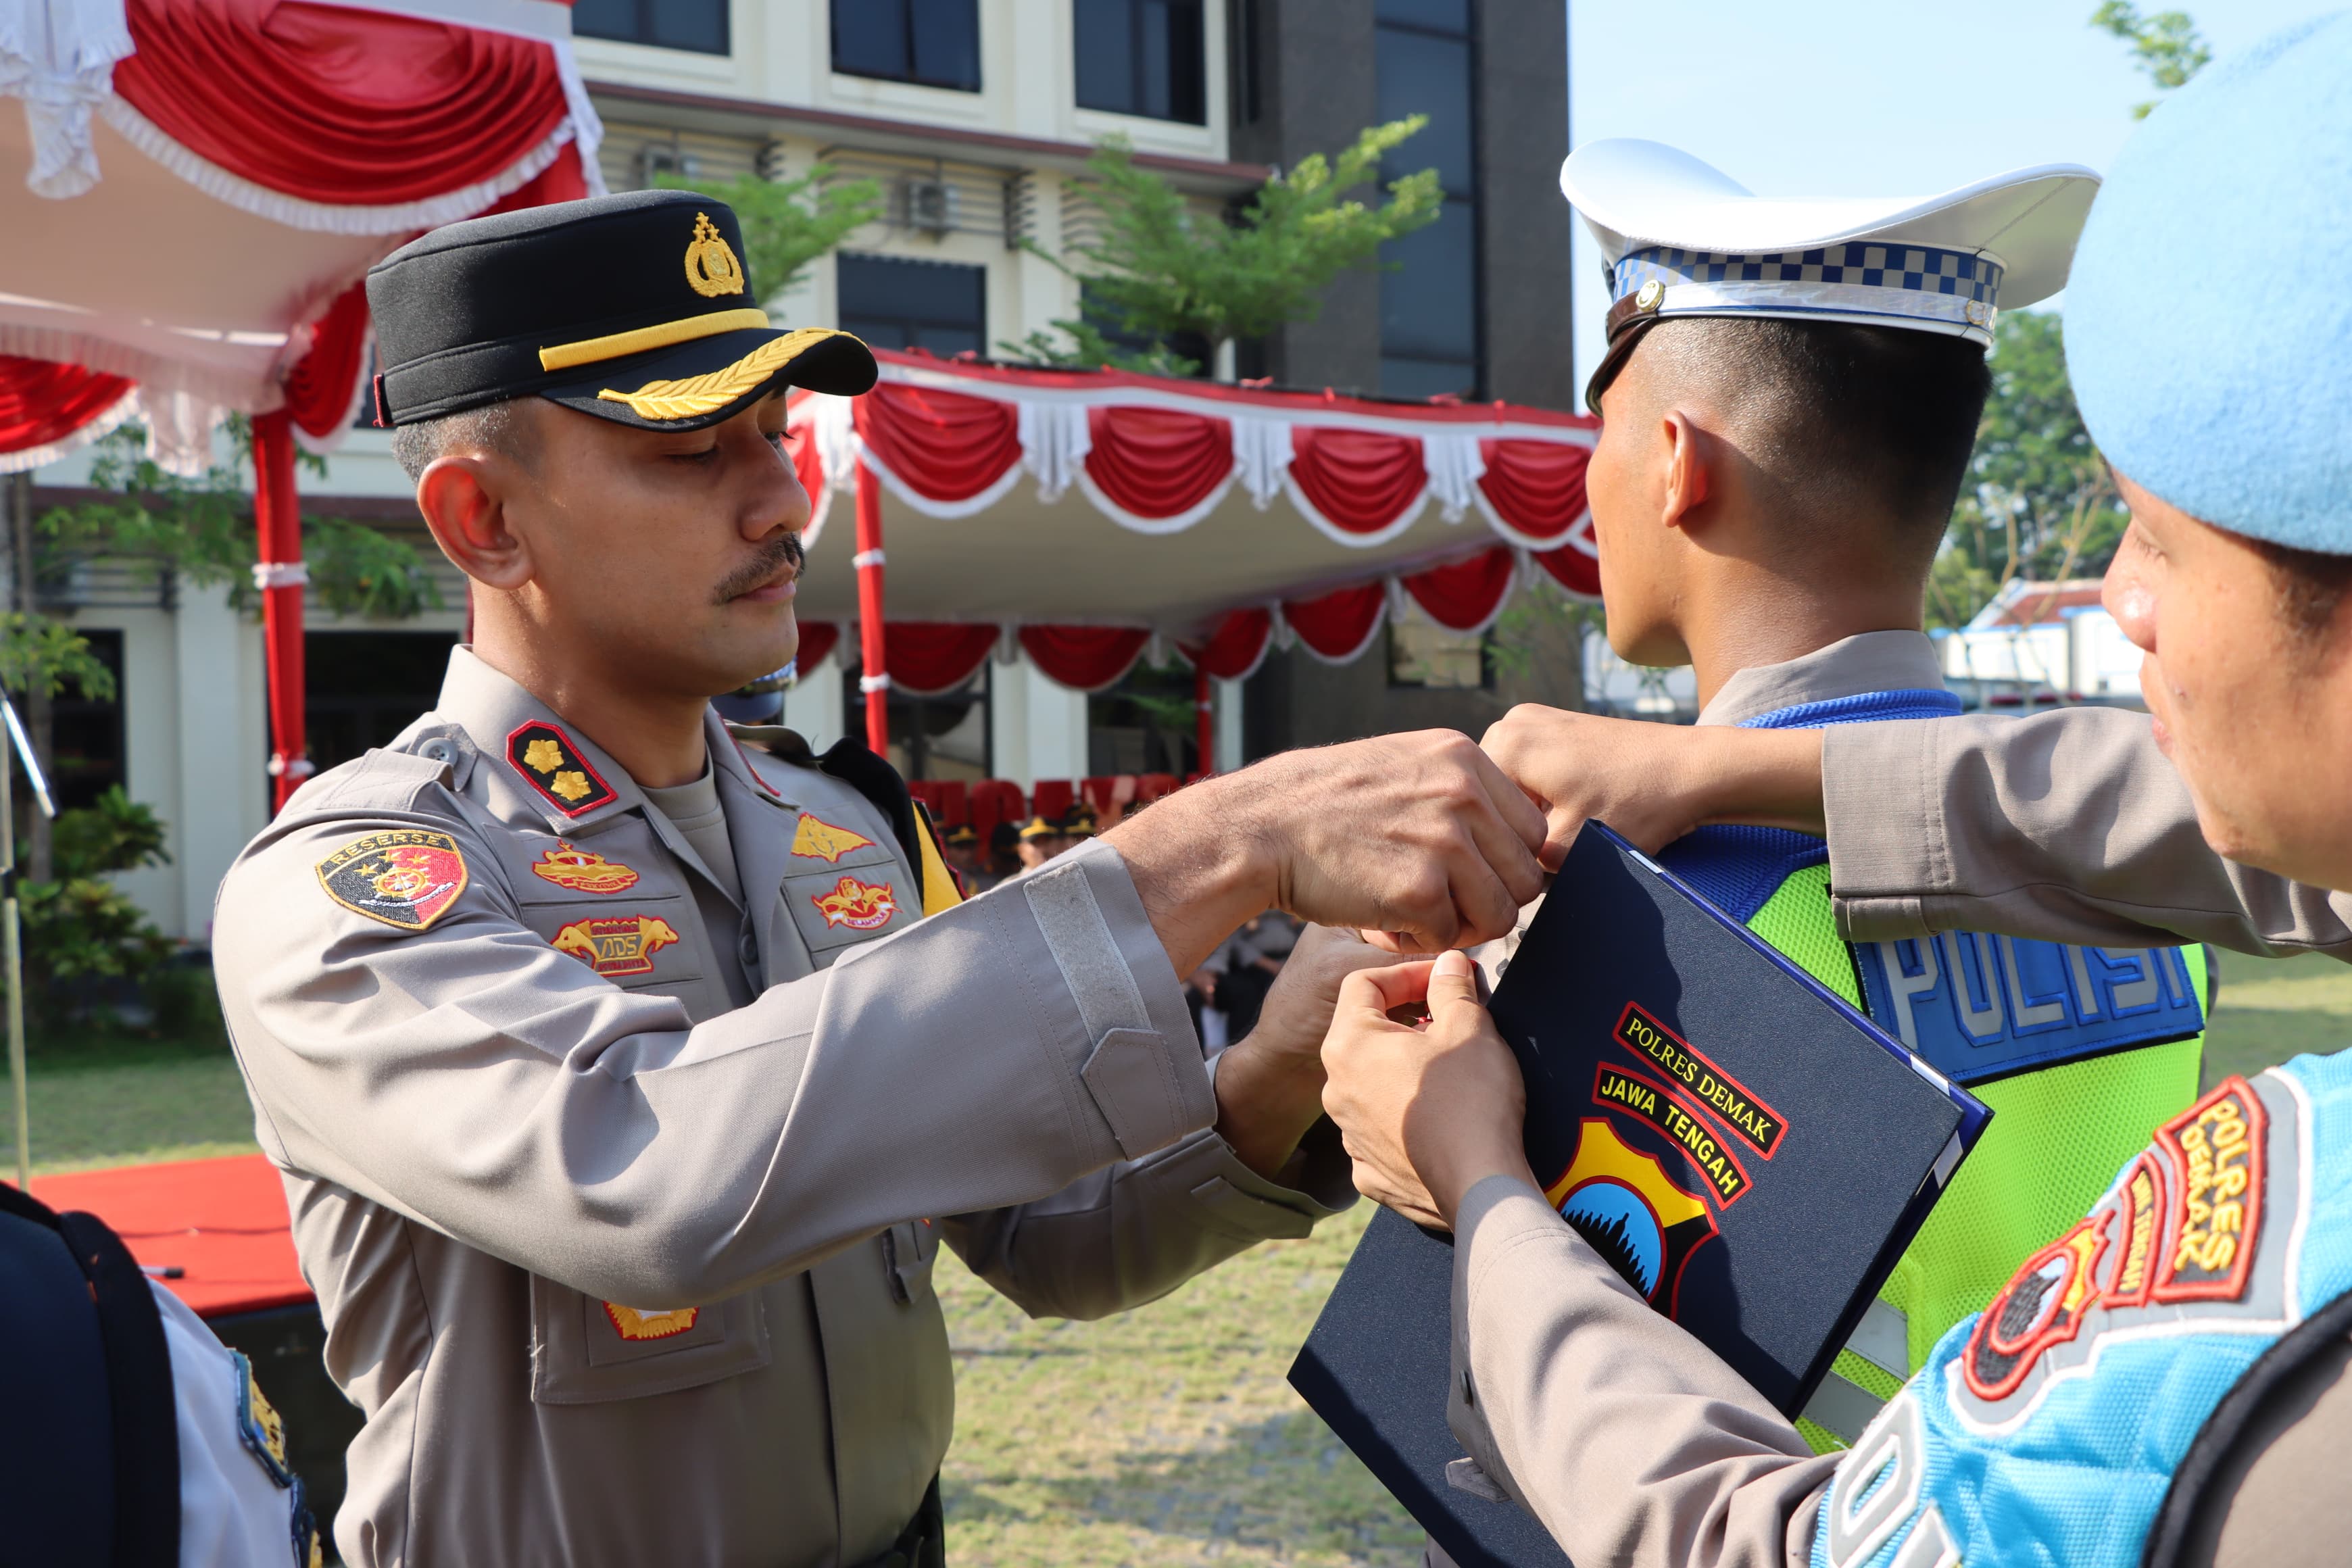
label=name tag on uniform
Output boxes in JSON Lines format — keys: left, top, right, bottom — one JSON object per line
{"left": 1853, "top": 934, "right": 2203, "bottom": 1085}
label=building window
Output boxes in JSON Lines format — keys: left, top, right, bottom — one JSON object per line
{"left": 1075, "top": 0, "right": 1206, "bottom": 125}
{"left": 1387, "top": 619, "right": 1490, "bottom": 690}
{"left": 1375, "top": 0, "right": 1481, "bottom": 399}
{"left": 1088, "top": 661, "right": 1200, "bottom": 777}
{"left": 832, "top": 0, "right": 982, "bottom": 92}
{"left": 47, "top": 628, "right": 124, "bottom": 812}
{"left": 305, "top": 632, "right": 460, "bottom": 779}
{"left": 572, "top": 0, "right": 729, "bottom": 55}
{"left": 837, "top": 254, "right": 987, "bottom": 356}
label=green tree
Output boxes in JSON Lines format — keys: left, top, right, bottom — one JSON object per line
{"left": 40, "top": 421, "right": 445, "bottom": 620}
{"left": 1932, "top": 312, "right": 2130, "bottom": 630}
{"left": 12, "top": 785, "right": 178, "bottom": 1031}
{"left": 658, "top": 167, "right": 885, "bottom": 305}
{"left": 2092, "top": 2, "right": 2213, "bottom": 117}
{"left": 1006, "top": 122, "right": 1445, "bottom": 376}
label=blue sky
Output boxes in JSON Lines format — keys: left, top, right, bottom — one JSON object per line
{"left": 1565, "top": 1, "right": 2339, "bottom": 390}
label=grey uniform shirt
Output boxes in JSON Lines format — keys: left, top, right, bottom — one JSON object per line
{"left": 214, "top": 647, "right": 1350, "bottom": 1568}
{"left": 1448, "top": 633, "right": 2351, "bottom": 1568}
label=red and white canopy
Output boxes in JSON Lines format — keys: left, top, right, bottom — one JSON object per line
{"left": 784, "top": 351, "right": 1600, "bottom": 698}
{"left": 0, "top": 0, "right": 602, "bottom": 470}
{"left": 0, "top": 0, "right": 599, "bottom": 808}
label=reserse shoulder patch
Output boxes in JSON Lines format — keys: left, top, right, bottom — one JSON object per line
{"left": 506, "top": 719, "right": 618, "bottom": 816}
{"left": 316, "top": 830, "right": 469, "bottom": 931}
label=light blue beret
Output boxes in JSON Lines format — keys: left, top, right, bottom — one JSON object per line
{"left": 2065, "top": 11, "right": 2352, "bottom": 554}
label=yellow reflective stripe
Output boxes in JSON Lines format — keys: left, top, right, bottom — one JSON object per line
{"left": 537, "top": 308, "right": 770, "bottom": 372}
{"left": 912, "top": 804, "right": 964, "bottom": 916}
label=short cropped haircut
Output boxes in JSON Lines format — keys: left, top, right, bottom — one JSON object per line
{"left": 1631, "top": 317, "right": 1992, "bottom": 560}
{"left": 388, "top": 399, "right": 533, "bottom": 483}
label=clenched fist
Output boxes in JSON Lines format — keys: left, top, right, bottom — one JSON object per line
{"left": 1110, "top": 731, "right": 1549, "bottom": 980}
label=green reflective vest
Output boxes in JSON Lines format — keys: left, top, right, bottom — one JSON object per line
{"left": 1738, "top": 862, "right": 2207, "bottom": 1451}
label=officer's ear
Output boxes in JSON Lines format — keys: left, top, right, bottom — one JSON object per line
{"left": 418, "top": 449, "right": 532, "bottom": 592}
{"left": 1659, "top": 408, "right": 1716, "bottom": 535}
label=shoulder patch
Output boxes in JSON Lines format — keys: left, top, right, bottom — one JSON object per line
{"left": 793, "top": 812, "right": 875, "bottom": 863}
{"left": 316, "top": 830, "right": 469, "bottom": 931}
{"left": 231, "top": 1349, "right": 295, "bottom": 1489}
{"left": 506, "top": 720, "right": 618, "bottom": 816}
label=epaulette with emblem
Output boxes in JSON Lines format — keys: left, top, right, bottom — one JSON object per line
{"left": 506, "top": 719, "right": 617, "bottom": 816}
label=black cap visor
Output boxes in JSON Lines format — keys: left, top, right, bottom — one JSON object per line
{"left": 539, "top": 326, "right": 879, "bottom": 431}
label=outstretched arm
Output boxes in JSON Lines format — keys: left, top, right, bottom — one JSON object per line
{"left": 1480, "top": 703, "right": 2352, "bottom": 959}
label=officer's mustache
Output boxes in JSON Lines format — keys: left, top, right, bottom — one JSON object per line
{"left": 714, "top": 532, "right": 804, "bottom": 604}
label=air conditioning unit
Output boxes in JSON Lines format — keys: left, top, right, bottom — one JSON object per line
{"left": 904, "top": 178, "right": 956, "bottom": 237}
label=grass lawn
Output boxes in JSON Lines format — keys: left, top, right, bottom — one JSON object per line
{"left": 12, "top": 946, "right": 2351, "bottom": 1564}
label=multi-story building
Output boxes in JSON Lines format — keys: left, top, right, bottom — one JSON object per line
{"left": 22, "top": 0, "right": 1573, "bottom": 945}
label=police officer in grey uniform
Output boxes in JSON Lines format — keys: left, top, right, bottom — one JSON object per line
{"left": 211, "top": 191, "right": 1547, "bottom": 1567}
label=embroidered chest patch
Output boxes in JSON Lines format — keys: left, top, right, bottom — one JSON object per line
{"left": 552, "top": 914, "right": 680, "bottom": 977}
{"left": 1954, "top": 1074, "right": 2279, "bottom": 1416}
{"left": 792, "top": 812, "right": 875, "bottom": 863}
{"left": 316, "top": 830, "right": 469, "bottom": 931}
{"left": 2153, "top": 1077, "right": 2265, "bottom": 1302}
{"left": 506, "top": 720, "right": 617, "bottom": 816}
{"left": 810, "top": 875, "right": 897, "bottom": 930}
{"left": 604, "top": 1302, "right": 700, "bottom": 1340}
{"left": 530, "top": 843, "right": 640, "bottom": 894}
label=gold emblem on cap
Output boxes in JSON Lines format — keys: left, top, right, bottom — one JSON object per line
{"left": 684, "top": 212, "right": 745, "bottom": 299}
{"left": 1634, "top": 278, "right": 1667, "bottom": 314}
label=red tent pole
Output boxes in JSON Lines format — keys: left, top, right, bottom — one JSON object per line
{"left": 852, "top": 461, "right": 889, "bottom": 755}
{"left": 1195, "top": 664, "right": 1213, "bottom": 777}
{"left": 251, "top": 411, "right": 309, "bottom": 812}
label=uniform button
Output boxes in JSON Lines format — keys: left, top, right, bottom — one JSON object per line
{"left": 738, "top": 927, "right": 760, "bottom": 975}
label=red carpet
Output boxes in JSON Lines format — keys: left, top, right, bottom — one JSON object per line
{"left": 32, "top": 1153, "right": 310, "bottom": 1318}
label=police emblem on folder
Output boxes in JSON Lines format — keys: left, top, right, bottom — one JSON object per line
{"left": 1291, "top": 825, "right": 1992, "bottom": 1568}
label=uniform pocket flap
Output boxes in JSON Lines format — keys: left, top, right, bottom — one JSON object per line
{"left": 530, "top": 1277, "right": 769, "bottom": 1406}
{"left": 1081, "top": 1027, "right": 1185, "bottom": 1160}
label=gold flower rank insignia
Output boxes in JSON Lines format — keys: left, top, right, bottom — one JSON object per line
{"left": 506, "top": 719, "right": 617, "bottom": 816}
{"left": 317, "top": 830, "right": 470, "bottom": 932}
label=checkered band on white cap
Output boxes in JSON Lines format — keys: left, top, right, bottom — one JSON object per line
{"left": 1611, "top": 243, "right": 2005, "bottom": 339}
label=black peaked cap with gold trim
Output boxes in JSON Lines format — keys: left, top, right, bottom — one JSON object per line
{"left": 366, "top": 189, "right": 876, "bottom": 431}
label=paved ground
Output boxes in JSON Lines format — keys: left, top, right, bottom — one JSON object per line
{"left": 14, "top": 948, "right": 2349, "bottom": 1563}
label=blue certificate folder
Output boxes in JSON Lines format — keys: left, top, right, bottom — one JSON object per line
{"left": 1290, "top": 823, "right": 1992, "bottom": 1568}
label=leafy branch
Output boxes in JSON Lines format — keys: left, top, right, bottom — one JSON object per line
{"left": 2092, "top": 2, "right": 2212, "bottom": 117}
{"left": 1005, "top": 122, "right": 1445, "bottom": 374}
{"left": 658, "top": 166, "right": 885, "bottom": 305}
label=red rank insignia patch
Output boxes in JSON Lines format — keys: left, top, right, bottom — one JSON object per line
{"left": 552, "top": 914, "right": 681, "bottom": 978}
{"left": 316, "top": 830, "right": 469, "bottom": 931}
{"left": 506, "top": 720, "right": 617, "bottom": 817}
{"left": 811, "top": 875, "right": 897, "bottom": 930}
